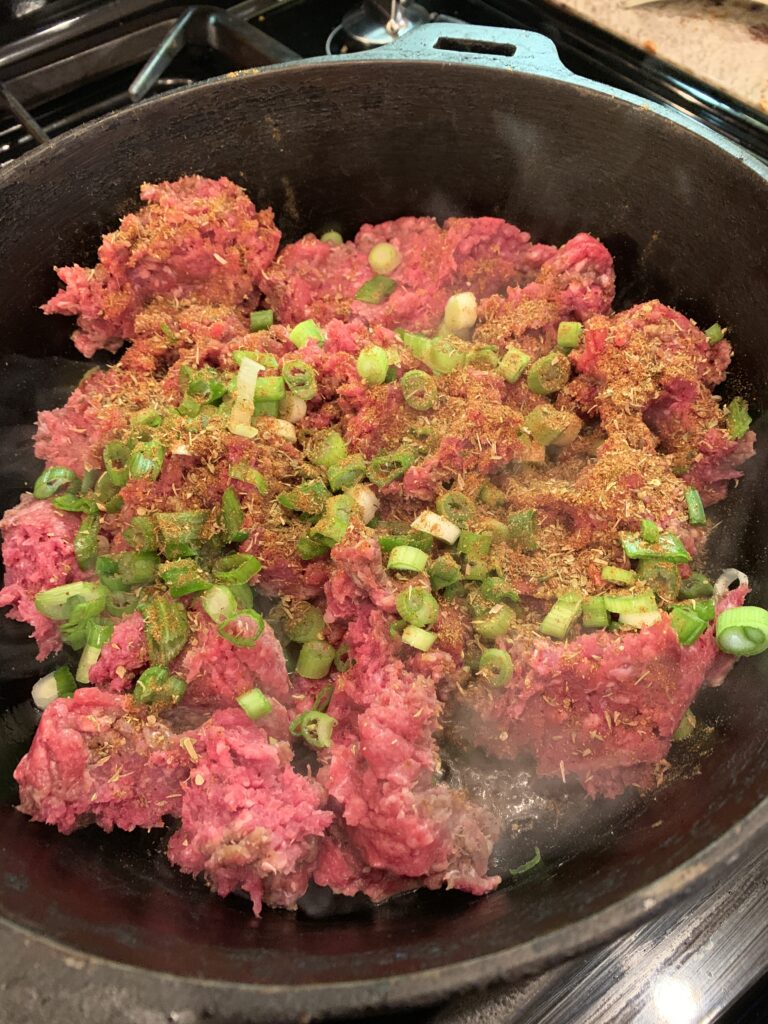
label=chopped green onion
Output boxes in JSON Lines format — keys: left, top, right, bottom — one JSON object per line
{"left": 296, "top": 640, "right": 335, "bottom": 679}
{"left": 282, "top": 359, "right": 317, "bottom": 400}
{"left": 685, "top": 487, "right": 706, "bottom": 526}
{"left": 217, "top": 609, "right": 265, "bottom": 648}
{"left": 233, "top": 349, "right": 277, "bottom": 370}
{"left": 601, "top": 566, "right": 636, "bottom": 586}
{"left": 429, "top": 554, "right": 462, "bottom": 591}
{"left": 678, "top": 572, "right": 714, "bottom": 600}
{"left": 498, "top": 346, "right": 531, "bottom": 384}
{"left": 428, "top": 336, "right": 467, "bottom": 375}
{"left": 133, "top": 666, "right": 187, "bottom": 706}
{"left": 355, "top": 275, "right": 397, "bottom": 304}
{"left": 410, "top": 509, "right": 461, "bottom": 545}
{"left": 310, "top": 494, "right": 354, "bottom": 547}
{"left": 435, "top": 491, "right": 475, "bottom": 527}
{"left": 507, "top": 509, "right": 538, "bottom": 553}
{"left": 103, "top": 441, "right": 131, "bottom": 487}
{"left": 320, "top": 230, "right": 343, "bottom": 245}
{"left": 396, "top": 586, "right": 439, "bottom": 628}
{"left": 526, "top": 351, "right": 571, "bottom": 395}
{"left": 228, "top": 354, "right": 263, "bottom": 434}
{"left": 75, "top": 620, "right": 113, "bottom": 684}
{"left": 621, "top": 531, "right": 691, "bottom": 564}
{"left": 640, "top": 519, "right": 660, "bottom": 544}
{"left": 32, "top": 668, "right": 75, "bottom": 709}
{"left": 401, "top": 625, "right": 437, "bottom": 651}
{"left": 116, "top": 551, "right": 159, "bottom": 587}
{"left": 582, "top": 595, "right": 609, "bottom": 629}
{"left": 132, "top": 407, "right": 164, "bottom": 431}
{"left": 237, "top": 686, "right": 272, "bottom": 720}
{"left": 334, "top": 644, "right": 353, "bottom": 673}
{"left": 704, "top": 322, "right": 724, "bottom": 344}
{"left": 202, "top": 584, "right": 238, "bottom": 624}
{"left": 465, "top": 561, "right": 489, "bottom": 581}
{"left": 187, "top": 370, "right": 228, "bottom": 406}
{"left": 250, "top": 309, "right": 274, "bottom": 331}
{"left": 673, "top": 709, "right": 697, "bottom": 742}
{"left": 252, "top": 398, "right": 280, "bottom": 418}
{"left": 123, "top": 516, "right": 157, "bottom": 553}
{"left": 128, "top": 440, "right": 165, "bottom": 481}
{"left": 557, "top": 321, "right": 584, "bottom": 352}
{"left": 396, "top": 328, "right": 432, "bottom": 363}
{"left": 305, "top": 429, "right": 348, "bottom": 469}
{"left": 176, "top": 395, "right": 202, "bottom": 418}
{"left": 603, "top": 591, "right": 657, "bottom": 615}
{"left": 443, "top": 291, "right": 478, "bottom": 334}
{"left": 477, "top": 648, "right": 513, "bottom": 688}
{"left": 367, "top": 449, "right": 415, "bottom": 486}
{"left": 35, "top": 581, "right": 106, "bottom": 622}
{"left": 73, "top": 511, "right": 100, "bottom": 570}
{"left": 480, "top": 576, "right": 519, "bottom": 606}
{"left": 54, "top": 665, "right": 77, "bottom": 697}
{"left": 368, "top": 242, "right": 401, "bottom": 275}
{"left": 158, "top": 558, "right": 210, "bottom": 598}
{"left": 142, "top": 594, "right": 189, "bottom": 665}
{"left": 278, "top": 479, "right": 330, "bottom": 516}
{"left": 289, "top": 319, "right": 324, "bottom": 348}
{"left": 669, "top": 605, "right": 708, "bottom": 646}
{"left": 466, "top": 345, "right": 499, "bottom": 369}
{"left": 291, "top": 709, "right": 337, "bottom": 748}
{"left": 474, "top": 604, "right": 515, "bottom": 640}
{"left": 278, "top": 600, "right": 325, "bottom": 643}
{"left": 296, "top": 534, "right": 329, "bottom": 560}
{"left": 726, "top": 396, "right": 751, "bottom": 440}
{"left": 387, "top": 545, "right": 429, "bottom": 573}
{"left": 357, "top": 345, "right": 389, "bottom": 385}
{"left": 378, "top": 531, "right": 433, "bottom": 555}
{"left": 160, "top": 323, "right": 177, "bottom": 344}
{"left": 327, "top": 455, "right": 367, "bottom": 492}
{"left": 313, "top": 681, "right": 335, "bottom": 712}
{"left": 539, "top": 594, "right": 582, "bottom": 640}
{"left": 93, "top": 471, "right": 123, "bottom": 513}
{"left": 253, "top": 376, "right": 286, "bottom": 402}
{"left": 524, "top": 406, "right": 582, "bottom": 447}
{"left": 230, "top": 462, "right": 268, "bottom": 495}
{"left": 220, "top": 487, "right": 248, "bottom": 544}
{"left": 478, "top": 482, "right": 506, "bottom": 509}
{"left": 32, "top": 466, "right": 79, "bottom": 501}
{"left": 457, "top": 530, "right": 493, "bottom": 561}
{"left": 510, "top": 847, "right": 542, "bottom": 877}
{"left": 400, "top": 369, "right": 438, "bottom": 411}
{"left": 51, "top": 494, "right": 95, "bottom": 514}
{"left": 715, "top": 606, "right": 768, "bottom": 657}
{"left": 637, "top": 561, "right": 682, "bottom": 601}
{"left": 213, "top": 553, "right": 262, "bottom": 585}
{"left": 155, "top": 510, "right": 208, "bottom": 560}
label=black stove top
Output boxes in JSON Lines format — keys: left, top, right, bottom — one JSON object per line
{"left": 0, "top": 2, "right": 767, "bottom": 1022}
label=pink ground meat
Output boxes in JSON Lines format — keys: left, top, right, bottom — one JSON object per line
{"left": 42, "top": 176, "right": 280, "bottom": 357}
{"left": 178, "top": 613, "right": 291, "bottom": 707}
{"left": 0, "top": 496, "right": 89, "bottom": 660}
{"left": 166, "top": 708, "right": 332, "bottom": 916}
{"left": 14, "top": 688, "right": 191, "bottom": 833}
{"left": 453, "top": 587, "right": 747, "bottom": 799}
{"left": 261, "top": 215, "right": 559, "bottom": 333}
{"left": 89, "top": 612, "right": 148, "bottom": 692}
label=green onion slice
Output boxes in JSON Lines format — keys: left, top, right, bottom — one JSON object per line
{"left": 133, "top": 666, "right": 187, "bottom": 706}
{"left": 726, "top": 396, "right": 751, "bottom": 440}
{"left": 289, "top": 319, "right": 324, "bottom": 348}
{"left": 291, "top": 709, "right": 337, "bottom": 749}
{"left": 621, "top": 531, "right": 691, "bottom": 564}
{"left": 715, "top": 606, "right": 768, "bottom": 657}
{"left": 217, "top": 609, "right": 265, "bottom": 648}
{"left": 357, "top": 345, "right": 389, "bottom": 385}
{"left": 539, "top": 594, "right": 582, "bottom": 640}
{"left": 128, "top": 440, "right": 165, "bottom": 481}
{"left": 526, "top": 350, "right": 571, "bottom": 395}
{"left": 202, "top": 584, "right": 238, "bottom": 625}
{"left": 401, "top": 624, "right": 436, "bottom": 651}
{"left": 510, "top": 847, "right": 542, "bottom": 877}
{"left": 685, "top": 487, "right": 706, "bottom": 526}
{"left": 282, "top": 359, "right": 318, "bottom": 400}
{"left": 478, "top": 648, "right": 513, "bottom": 688}
{"left": 355, "top": 275, "right": 397, "bottom": 305}
{"left": 367, "top": 449, "right": 415, "bottom": 486}
{"left": 305, "top": 429, "right": 348, "bottom": 469}
{"left": 498, "top": 346, "right": 531, "bottom": 384}
{"left": 296, "top": 639, "right": 336, "bottom": 679}
{"left": 400, "top": 369, "right": 437, "bottom": 411}
{"left": 141, "top": 595, "right": 189, "bottom": 665}
{"left": 103, "top": 441, "right": 131, "bottom": 487}
{"left": 237, "top": 686, "right": 272, "bottom": 720}
{"left": 35, "top": 581, "right": 106, "bottom": 622}
{"left": 213, "top": 553, "right": 262, "bottom": 585}
{"left": 556, "top": 321, "right": 584, "bottom": 352}
{"left": 387, "top": 545, "right": 429, "bottom": 573}
{"left": 250, "top": 309, "right": 274, "bottom": 331}
{"left": 395, "top": 586, "right": 439, "bottom": 628}
{"left": 32, "top": 466, "right": 79, "bottom": 501}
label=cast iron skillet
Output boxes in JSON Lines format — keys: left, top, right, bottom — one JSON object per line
{"left": 1, "top": 25, "right": 767, "bottom": 1023}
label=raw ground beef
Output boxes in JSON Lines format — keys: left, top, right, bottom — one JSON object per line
{"left": 89, "top": 612, "right": 148, "bottom": 692}
{"left": 42, "top": 176, "right": 280, "bottom": 357}
{"left": 178, "top": 613, "right": 291, "bottom": 707}
{"left": 166, "top": 708, "right": 332, "bottom": 915}
{"left": 0, "top": 496, "right": 89, "bottom": 659}
{"left": 451, "top": 587, "right": 748, "bottom": 798}
{"left": 14, "top": 688, "right": 191, "bottom": 833}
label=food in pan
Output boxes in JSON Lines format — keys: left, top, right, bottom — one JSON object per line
{"left": 2, "top": 175, "right": 764, "bottom": 914}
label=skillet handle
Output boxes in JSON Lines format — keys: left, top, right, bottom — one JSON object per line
{"left": 364, "top": 23, "right": 576, "bottom": 79}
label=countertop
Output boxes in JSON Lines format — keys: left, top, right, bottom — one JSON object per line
{"left": 553, "top": 0, "right": 768, "bottom": 114}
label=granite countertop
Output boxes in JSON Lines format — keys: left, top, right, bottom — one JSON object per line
{"left": 552, "top": 0, "right": 768, "bottom": 113}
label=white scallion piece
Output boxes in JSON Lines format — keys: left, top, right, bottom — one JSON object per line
{"left": 262, "top": 418, "right": 298, "bottom": 443}
{"left": 278, "top": 394, "right": 307, "bottom": 423}
{"left": 368, "top": 242, "right": 401, "bottom": 275}
{"left": 228, "top": 356, "right": 264, "bottom": 435}
{"left": 411, "top": 510, "right": 461, "bottom": 545}
{"left": 31, "top": 672, "right": 60, "bottom": 710}
{"left": 443, "top": 291, "right": 478, "bottom": 334}
{"left": 349, "top": 484, "right": 379, "bottom": 524}
{"left": 714, "top": 568, "right": 749, "bottom": 599}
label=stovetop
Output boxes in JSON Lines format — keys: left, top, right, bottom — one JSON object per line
{"left": 0, "top": 2, "right": 767, "bottom": 1022}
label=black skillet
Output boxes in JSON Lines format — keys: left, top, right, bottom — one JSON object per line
{"left": 0, "top": 24, "right": 767, "bottom": 1023}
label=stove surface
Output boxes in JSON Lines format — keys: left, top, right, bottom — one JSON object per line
{"left": 0, "top": 3, "right": 767, "bottom": 1023}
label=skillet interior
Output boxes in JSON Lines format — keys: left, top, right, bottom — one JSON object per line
{"left": 0, "top": 54, "right": 767, "bottom": 1017}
